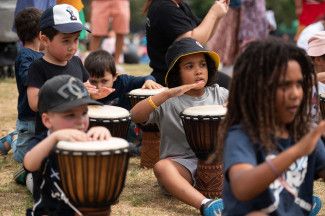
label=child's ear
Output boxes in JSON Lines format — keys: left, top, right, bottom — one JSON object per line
{"left": 38, "top": 32, "right": 46, "bottom": 52}
{"left": 42, "top": 113, "right": 52, "bottom": 129}
{"left": 40, "top": 33, "right": 50, "bottom": 47}
{"left": 113, "top": 74, "right": 118, "bottom": 81}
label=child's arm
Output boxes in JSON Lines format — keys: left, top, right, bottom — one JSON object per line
{"left": 120, "top": 74, "right": 160, "bottom": 92}
{"left": 177, "top": 0, "right": 229, "bottom": 42}
{"left": 24, "top": 129, "right": 89, "bottom": 172}
{"left": 131, "top": 82, "right": 203, "bottom": 123}
{"left": 228, "top": 121, "right": 325, "bottom": 201}
{"left": 27, "top": 86, "right": 39, "bottom": 111}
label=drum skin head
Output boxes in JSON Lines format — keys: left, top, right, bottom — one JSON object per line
{"left": 182, "top": 104, "right": 227, "bottom": 117}
{"left": 56, "top": 137, "right": 129, "bottom": 152}
{"left": 128, "top": 87, "right": 168, "bottom": 96}
{"left": 88, "top": 105, "right": 130, "bottom": 119}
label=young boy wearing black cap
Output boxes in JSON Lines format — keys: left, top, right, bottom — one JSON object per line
{"left": 24, "top": 74, "right": 111, "bottom": 215}
{"left": 27, "top": 4, "right": 110, "bottom": 135}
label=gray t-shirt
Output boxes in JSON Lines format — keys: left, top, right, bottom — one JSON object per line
{"left": 147, "top": 84, "right": 228, "bottom": 159}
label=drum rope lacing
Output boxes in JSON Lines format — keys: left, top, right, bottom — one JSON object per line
{"left": 52, "top": 182, "right": 83, "bottom": 216}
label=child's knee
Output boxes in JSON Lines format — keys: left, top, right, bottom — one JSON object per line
{"left": 153, "top": 159, "right": 171, "bottom": 178}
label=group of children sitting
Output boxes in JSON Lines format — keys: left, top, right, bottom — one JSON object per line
{"left": 1, "top": 3, "right": 325, "bottom": 216}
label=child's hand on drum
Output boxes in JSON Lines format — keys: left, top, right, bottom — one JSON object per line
{"left": 294, "top": 121, "right": 325, "bottom": 157}
{"left": 87, "top": 126, "right": 111, "bottom": 141}
{"left": 53, "top": 129, "right": 89, "bottom": 142}
{"left": 142, "top": 80, "right": 163, "bottom": 89}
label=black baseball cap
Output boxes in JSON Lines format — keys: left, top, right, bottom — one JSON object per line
{"left": 40, "top": 4, "right": 90, "bottom": 33}
{"left": 38, "top": 75, "right": 101, "bottom": 114}
{"left": 165, "top": 37, "right": 220, "bottom": 86}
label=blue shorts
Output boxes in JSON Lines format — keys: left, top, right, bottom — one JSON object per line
{"left": 14, "top": 119, "right": 35, "bottom": 163}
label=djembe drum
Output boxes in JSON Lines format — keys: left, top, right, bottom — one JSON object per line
{"left": 128, "top": 88, "right": 167, "bottom": 168}
{"left": 319, "top": 93, "right": 325, "bottom": 119}
{"left": 180, "top": 104, "right": 226, "bottom": 198}
{"left": 88, "top": 105, "right": 131, "bottom": 139}
{"left": 55, "top": 138, "right": 130, "bottom": 216}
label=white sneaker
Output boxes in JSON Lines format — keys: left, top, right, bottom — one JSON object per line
{"left": 26, "top": 173, "right": 33, "bottom": 194}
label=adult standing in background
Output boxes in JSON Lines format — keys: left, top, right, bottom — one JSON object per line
{"left": 89, "top": 0, "right": 130, "bottom": 65}
{"left": 143, "top": 0, "right": 230, "bottom": 85}
{"left": 237, "top": 0, "right": 269, "bottom": 51}
{"left": 207, "top": 0, "right": 241, "bottom": 69}
{"left": 208, "top": 0, "right": 269, "bottom": 74}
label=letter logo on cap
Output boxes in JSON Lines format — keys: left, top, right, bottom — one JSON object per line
{"left": 57, "top": 77, "right": 88, "bottom": 99}
{"left": 66, "top": 7, "right": 77, "bottom": 21}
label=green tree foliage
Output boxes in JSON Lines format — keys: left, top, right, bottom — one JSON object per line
{"left": 266, "top": 0, "right": 296, "bottom": 26}
{"left": 188, "top": 0, "right": 214, "bottom": 18}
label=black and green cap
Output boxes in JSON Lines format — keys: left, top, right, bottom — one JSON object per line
{"left": 38, "top": 75, "right": 101, "bottom": 114}
{"left": 165, "top": 37, "right": 220, "bottom": 86}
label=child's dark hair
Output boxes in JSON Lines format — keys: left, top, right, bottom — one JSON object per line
{"left": 41, "top": 27, "right": 59, "bottom": 40}
{"left": 84, "top": 50, "right": 117, "bottom": 78}
{"left": 14, "top": 7, "right": 42, "bottom": 45}
{"left": 215, "top": 38, "right": 316, "bottom": 159}
{"left": 166, "top": 53, "right": 217, "bottom": 88}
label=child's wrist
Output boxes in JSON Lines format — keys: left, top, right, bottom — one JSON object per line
{"left": 265, "top": 159, "right": 281, "bottom": 177}
{"left": 147, "top": 96, "right": 158, "bottom": 109}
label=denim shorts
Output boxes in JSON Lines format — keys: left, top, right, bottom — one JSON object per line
{"left": 14, "top": 119, "right": 35, "bottom": 163}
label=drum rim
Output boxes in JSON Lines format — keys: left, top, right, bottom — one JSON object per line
{"left": 127, "top": 94, "right": 148, "bottom": 99}
{"left": 55, "top": 148, "right": 130, "bottom": 155}
{"left": 88, "top": 105, "right": 130, "bottom": 119}
{"left": 55, "top": 138, "right": 130, "bottom": 152}
{"left": 179, "top": 112, "right": 225, "bottom": 120}
{"left": 89, "top": 116, "right": 131, "bottom": 122}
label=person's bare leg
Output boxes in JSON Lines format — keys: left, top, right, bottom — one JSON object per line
{"left": 154, "top": 159, "right": 205, "bottom": 209}
{"left": 115, "top": 33, "right": 125, "bottom": 64}
{"left": 89, "top": 35, "right": 102, "bottom": 51}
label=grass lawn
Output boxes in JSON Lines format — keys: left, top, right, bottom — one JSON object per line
{"left": 0, "top": 64, "right": 196, "bottom": 216}
{"left": 0, "top": 64, "right": 324, "bottom": 215}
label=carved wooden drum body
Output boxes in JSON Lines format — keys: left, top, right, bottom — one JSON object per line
{"left": 180, "top": 105, "right": 226, "bottom": 198}
{"left": 128, "top": 88, "right": 167, "bottom": 168}
{"left": 55, "top": 138, "right": 130, "bottom": 216}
